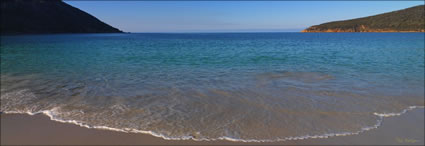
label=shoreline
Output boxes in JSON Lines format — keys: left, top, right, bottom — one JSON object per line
{"left": 1, "top": 108, "right": 424, "bottom": 145}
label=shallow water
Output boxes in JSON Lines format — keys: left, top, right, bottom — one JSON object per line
{"left": 1, "top": 33, "right": 424, "bottom": 141}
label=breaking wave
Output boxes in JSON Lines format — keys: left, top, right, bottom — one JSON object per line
{"left": 2, "top": 102, "right": 423, "bottom": 143}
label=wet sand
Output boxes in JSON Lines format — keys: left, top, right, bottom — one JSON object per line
{"left": 1, "top": 108, "right": 424, "bottom": 145}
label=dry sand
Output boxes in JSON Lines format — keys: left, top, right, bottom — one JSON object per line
{"left": 1, "top": 108, "right": 424, "bottom": 145}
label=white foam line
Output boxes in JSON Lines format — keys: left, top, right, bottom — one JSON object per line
{"left": 2, "top": 105, "right": 424, "bottom": 143}
{"left": 373, "top": 106, "right": 424, "bottom": 117}
{"left": 215, "top": 119, "right": 383, "bottom": 143}
{"left": 3, "top": 108, "right": 190, "bottom": 141}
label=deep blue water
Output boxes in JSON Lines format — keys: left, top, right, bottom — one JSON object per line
{"left": 1, "top": 33, "right": 424, "bottom": 141}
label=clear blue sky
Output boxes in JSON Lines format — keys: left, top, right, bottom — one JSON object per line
{"left": 65, "top": 1, "right": 424, "bottom": 32}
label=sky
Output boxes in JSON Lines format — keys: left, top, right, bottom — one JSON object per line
{"left": 65, "top": 1, "right": 424, "bottom": 33}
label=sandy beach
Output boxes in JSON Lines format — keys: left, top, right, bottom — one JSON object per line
{"left": 1, "top": 1, "right": 425, "bottom": 145}
{"left": 1, "top": 108, "right": 423, "bottom": 145}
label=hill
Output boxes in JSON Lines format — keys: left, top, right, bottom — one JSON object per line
{"left": 1, "top": 0, "right": 122, "bottom": 34}
{"left": 302, "top": 5, "right": 425, "bottom": 32}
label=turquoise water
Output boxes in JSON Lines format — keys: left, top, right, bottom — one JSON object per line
{"left": 1, "top": 33, "right": 424, "bottom": 141}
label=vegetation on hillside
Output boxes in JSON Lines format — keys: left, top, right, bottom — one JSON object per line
{"left": 1, "top": 0, "right": 122, "bottom": 34}
{"left": 303, "top": 5, "right": 425, "bottom": 32}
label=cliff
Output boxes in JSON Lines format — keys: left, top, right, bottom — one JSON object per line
{"left": 1, "top": 0, "right": 122, "bottom": 34}
{"left": 302, "top": 5, "right": 425, "bottom": 32}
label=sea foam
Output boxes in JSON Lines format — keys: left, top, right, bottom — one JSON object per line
{"left": 2, "top": 105, "right": 423, "bottom": 143}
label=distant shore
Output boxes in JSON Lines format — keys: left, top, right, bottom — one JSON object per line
{"left": 301, "top": 5, "right": 424, "bottom": 33}
{"left": 1, "top": 108, "right": 423, "bottom": 145}
{"left": 301, "top": 29, "right": 425, "bottom": 32}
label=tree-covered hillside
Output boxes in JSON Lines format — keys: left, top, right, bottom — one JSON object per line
{"left": 1, "top": 0, "right": 123, "bottom": 34}
{"left": 303, "top": 5, "right": 424, "bottom": 32}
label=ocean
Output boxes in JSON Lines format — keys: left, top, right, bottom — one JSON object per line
{"left": 1, "top": 33, "right": 424, "bottom": 142}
